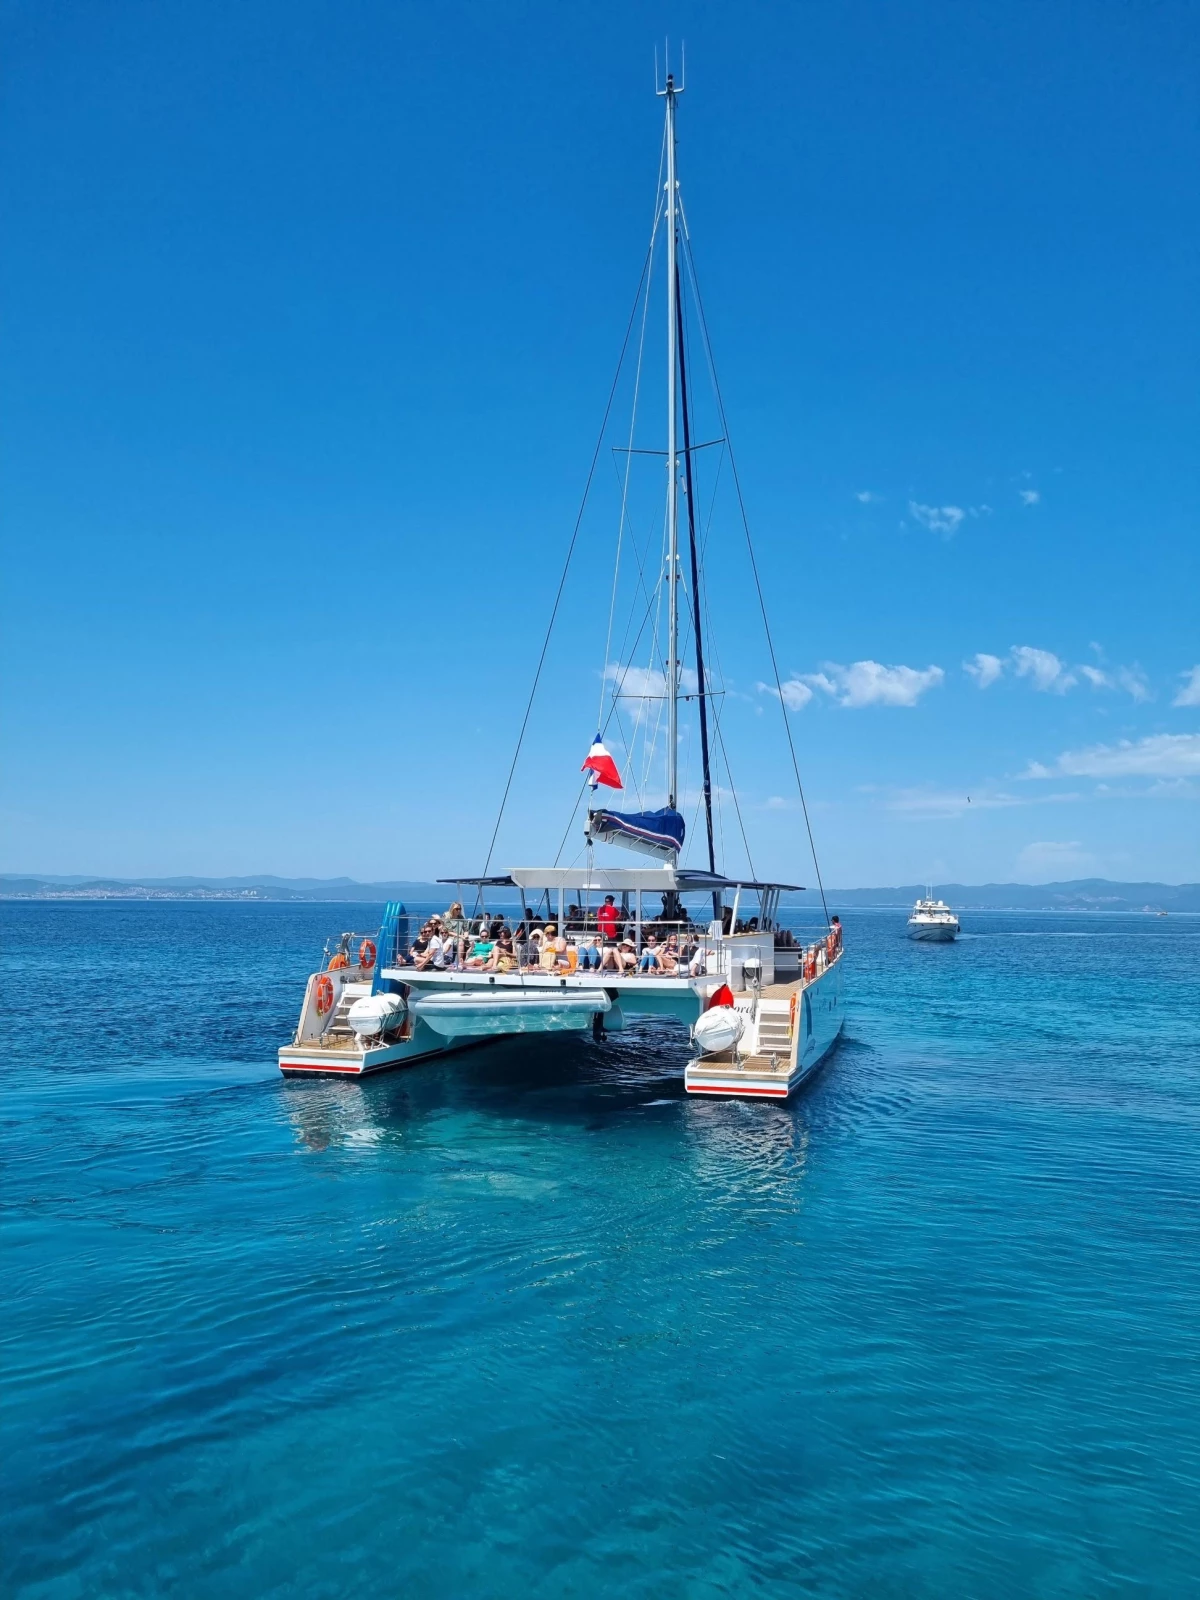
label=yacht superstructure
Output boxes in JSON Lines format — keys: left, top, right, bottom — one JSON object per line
{"left": 907, "top": 896, "right": 960, "bottom": 942}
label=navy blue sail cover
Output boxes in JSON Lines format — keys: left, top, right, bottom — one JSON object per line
{"left": 587, "top": 806, "right": 685, "bottom": 861}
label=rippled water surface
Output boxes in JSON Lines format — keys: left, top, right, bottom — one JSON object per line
{"left": 4, "top": 901, "right": 1200, "bottom": 1597}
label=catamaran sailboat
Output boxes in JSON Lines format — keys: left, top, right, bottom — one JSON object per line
{"left": 280, "top": 68, "right": 845, "bottom": 1098}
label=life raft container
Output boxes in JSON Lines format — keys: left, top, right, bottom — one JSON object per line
{"left": 692, "top": 1005, "right": 746, "bottom": 1055}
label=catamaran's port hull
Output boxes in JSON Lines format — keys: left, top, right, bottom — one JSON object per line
{"left": 279, "top": 1032, "right": 467, "bottom": 1076}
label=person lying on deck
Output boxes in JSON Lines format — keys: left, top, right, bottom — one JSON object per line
{"left": 658, "top": 934, "right": 681, "bottom": 974}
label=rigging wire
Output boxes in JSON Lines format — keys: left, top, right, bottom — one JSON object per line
{"left": 599, "top": 197, "right": 663, "bottom": 729}
{"left": 680, "top": 223, "right": 831, "bottom": 927}
{"left": 710, "top": 690, "right": 757, "bottom": 882}
{"left": 476, "top": 238, "right": 658, "bottom": 892}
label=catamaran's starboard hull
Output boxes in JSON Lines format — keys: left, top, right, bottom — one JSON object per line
{"left": 684, "top": 957, "right": 844, "bottom": 1099}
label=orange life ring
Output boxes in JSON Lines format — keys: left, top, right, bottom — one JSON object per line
{"left": 315, "top": 974, "right": 335, "bottom": 1016}
{"left": 359, "top": 939, "right": 377, "bottom": 970}
{"left": 789, "top": 991, "right": 799, "bottom": 1036}
{"left": 803, "top": 950, "right": 816, "bottom": 982}
{"left": 328, "top": 952, "right": 349, "bottom": 970}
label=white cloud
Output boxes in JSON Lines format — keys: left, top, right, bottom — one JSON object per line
{"left": 1017, "top": 840, "right": 1093, "bottom": 877}
{"left": 964, "top": 652, "right": 1004, "bottom": 688}
{"left": 813, "top": 660, "right": 945, "bottom": 708}
{"left": 1019, "top": 489, "right": 1041, "bottom": 506}
{"left": 1026, "top": 733, "right": 1200, "bottom": 780}
{"left": 764, "top": 795, "right": 788, "bottom": 809}
{"left": 909, "top": 501, "right": 965, "bottom": 536}
{"left": 1115, "top": 667, "right": 1150, "bottom": 702}
{"left": 855, "top": 490, "right": 882, "bottom": 503}
{"left": 1011, "top": 645, "right": 1075, "bottom": 693}
{"left": 885, "top": 787, "right": 1024, "bottom": 817}
{"left": 1010, "top": 654, "right": 1149, "bottom": 702}
{"left": 1173, "top": 666, "right": 1200, "bottom": 708}
{"left": 760, "top": 662, "right": 944, "bottom": 711}
{"left": 759, "top": 678, "right": 813, "bottom": 711}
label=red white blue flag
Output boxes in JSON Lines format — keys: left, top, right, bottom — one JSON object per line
{"left": 581, "top": 735, "right": 622, "bottom": 789}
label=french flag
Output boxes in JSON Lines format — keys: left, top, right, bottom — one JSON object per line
{"left": 581, "top": 735, "right": 622, "bottom": 789}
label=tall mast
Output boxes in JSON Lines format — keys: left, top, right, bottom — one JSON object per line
{"left": 676, "top": 265, "right": 718, "bottom": 908}
{"left": 662, "top": 71, "right": 680, "bottom": 810}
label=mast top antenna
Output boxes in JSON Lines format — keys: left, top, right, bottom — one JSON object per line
{"left": 655, "top": 40, "right": 685, "bottom": 96}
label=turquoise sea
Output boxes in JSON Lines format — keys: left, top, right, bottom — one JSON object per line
{"left": 3, "top": 900, "right": 1199, "bottom": 1597}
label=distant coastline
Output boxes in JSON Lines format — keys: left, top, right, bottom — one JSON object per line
{"left": 2, "top": 874, "right": 1196, "bottom": 914}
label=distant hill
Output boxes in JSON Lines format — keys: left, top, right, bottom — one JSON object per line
{"left": 0, "top": 875, "right": 442, "bottom": 902}
{"left": 819, "top": 880, "right": 1200, "bottom": 912}
{"left": 1, "top": 873, "right": 1196, "bottom": 912}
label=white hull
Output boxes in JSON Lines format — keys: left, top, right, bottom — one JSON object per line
{"left": 684, "top": 953, "right": 844, "bottom": 1099}
{"left": 278, "top": 1030, "right": 468, "bottom": 1077}
{"left": 907, "top": 922, "right": 958, "bottom": 942}
{"left": 280, "top": 949, "right": 843, "bottom": 1097}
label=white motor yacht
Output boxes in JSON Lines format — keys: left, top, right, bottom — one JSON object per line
{"left": 907, "top": 895, "right": 960, "bottom": 942}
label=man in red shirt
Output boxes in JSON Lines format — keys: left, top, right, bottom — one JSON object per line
{"left": 597, "top": 895, "right": 620, "bottom": 942}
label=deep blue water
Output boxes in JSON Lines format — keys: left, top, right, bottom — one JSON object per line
{"left": 3, "top": 900, "right": 1199, "bottom": 1598}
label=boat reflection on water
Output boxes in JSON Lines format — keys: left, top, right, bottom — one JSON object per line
{"left": 282, "top": 1078, "right": 401, "bottom": 1153}
{"left": 280, "top": 1023, "right": 816, "bottom": 1220}
{"left": 683, "top": 1093, "right": 812, "bottom": 1193}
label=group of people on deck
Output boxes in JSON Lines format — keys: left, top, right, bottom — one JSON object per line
{"left": 396, "top": 896, "right": 707, "bottom": 978}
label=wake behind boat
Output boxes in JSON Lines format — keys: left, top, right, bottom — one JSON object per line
{"left": 280, "top": 65, "right": 846, "bottom": 1098}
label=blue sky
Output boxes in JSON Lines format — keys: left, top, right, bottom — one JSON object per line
{"left": 2, "top": 0, "right": 1198, "bottom": 887}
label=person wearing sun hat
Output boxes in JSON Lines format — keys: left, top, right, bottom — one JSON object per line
{"left": 539, "top": 923, "right": 566, "bottom": 970}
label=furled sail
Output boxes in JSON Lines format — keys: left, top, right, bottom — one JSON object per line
{"left": 586, "top": 806, "right": 685, "bottom": 861}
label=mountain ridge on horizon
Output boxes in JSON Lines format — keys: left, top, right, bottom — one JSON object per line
{"left": 2, "top": 873, "right": 1197, "bottom": 911}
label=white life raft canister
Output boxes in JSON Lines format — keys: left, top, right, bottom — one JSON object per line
{"left": 692, "top": 1005, "right": 746, "bottom": 1055}
{"left": 346, "top": 993, "right": 408, "bottom": 1038}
